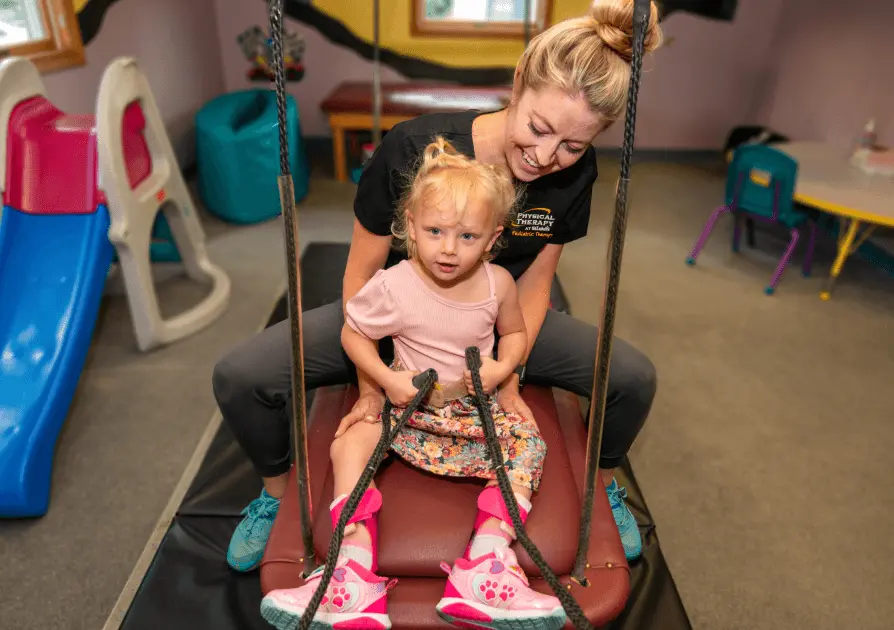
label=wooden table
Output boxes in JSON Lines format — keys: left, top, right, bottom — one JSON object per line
{"left": 760, "top": 142, "right": 894, "bottom": 299}
{"left": 320, "top": 81, "right": 511, "bottom": 182}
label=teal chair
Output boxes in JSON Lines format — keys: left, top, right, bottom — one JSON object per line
{"left": 687, "top": 144, "right": 817, "bottom": 294}
{"left": 196, "top": 89, "right": 309, "bottom": 224}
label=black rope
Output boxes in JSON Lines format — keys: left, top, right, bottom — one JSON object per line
{"left": 269, "top": 0, "right": 290, "bottom": 177}
{"left": 294, "top": 370, "right": 439, "bottom": 630}
{"left": 466, "top": 347, "right": 594, "bottom": 630}
{"left": 573, "top": 0, "right": 651, "bottom": 580}
{"left": 268, "top": 0, "right": 315, "bottom": 573}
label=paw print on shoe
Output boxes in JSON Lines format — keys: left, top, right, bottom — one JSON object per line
{"left": 499, "top": 584, "right": 516, "bottom": 602}
{"left": 478, "top": 578, "right": 500, "bottom": 602}
{"left": 331, "top": 586, "right": 352, "bottom": 609}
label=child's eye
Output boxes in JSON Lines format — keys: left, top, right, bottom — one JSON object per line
{"left": 528, "top": 121, "right": 546, "bottom": 137}
{"left": 461, "top": 233, "right": 475, "bottom": 240}
{"left": 427, "top": 227, "right": 441, "bottom": 235}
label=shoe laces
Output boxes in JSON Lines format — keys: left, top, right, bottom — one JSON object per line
{"left": 241, "top": 496, "right": 277, "bottom": 532}
{"left": 607, "top": 483, "right": 628, "bottom": 506}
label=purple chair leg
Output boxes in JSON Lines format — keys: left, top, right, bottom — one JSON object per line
{"left": 687, "top": 205, "right": 731, "bottom": 264}
{"left": 802, "top": 221, "right": 817, "bottom": 277}
{"left": 732, "top": 214, "right": 743, "bottom": 253}
{"left": 766, "top": 228, "right": 800, "bottom": 294}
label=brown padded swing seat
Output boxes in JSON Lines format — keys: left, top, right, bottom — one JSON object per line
{"left": 260, "top": 383, "right": 631, "bottom": 628}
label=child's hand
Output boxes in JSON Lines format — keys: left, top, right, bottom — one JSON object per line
{"left": 385, "top": 370, "right": 421, "bottom": 407}
{"left": 464, "top": 357, "right": 509, "bottom": 395}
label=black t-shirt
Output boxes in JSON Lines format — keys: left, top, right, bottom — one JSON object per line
{"left": 354, "top": 110, "right": 597, "bottom": 280}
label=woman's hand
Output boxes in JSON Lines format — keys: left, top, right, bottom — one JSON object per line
{"left": 334, "top": 390, "right": 386, "bottom": 438}
{"left": 384, "top": 371, "right": 420, "bottom": 408}
{"left": 463, "top": 357, "right": 510, "bottom": 395}
{"left": 496, "top": 380, "right": 537, "bottom": 429}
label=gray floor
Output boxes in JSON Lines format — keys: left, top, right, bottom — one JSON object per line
{"left": 2, "top": 160, "right": 893, "bottom": 630}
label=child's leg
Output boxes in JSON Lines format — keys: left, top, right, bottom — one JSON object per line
{"left": 260, "top": 419, "right": 395, "bottom": 630}
{"left": 466, "top": 482, "right": 531, "bottom": 560}
{"left": 328, "top": 420, "right": 383, "bottom": 571}
{"left": 465, "top": 410, "right": 546, "bottom": 561}
{"left": 436, "top": 422, "right": 564, "bottom": 629}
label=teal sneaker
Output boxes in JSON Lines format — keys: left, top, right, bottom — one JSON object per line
{"left": 606, "top": 479, "right": 642, "bottom": 561}
{"left": 227, "top": 489, "right": 280, "bottom": 572}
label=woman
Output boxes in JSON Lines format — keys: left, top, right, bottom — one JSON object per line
{"left": 213, "top": 0, "right": 662, "bottom": 574}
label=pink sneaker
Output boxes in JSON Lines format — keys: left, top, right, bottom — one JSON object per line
{"left": 261, "top": 557, "right": 397, "bottom": 630}
{"left": 436, "top": 546, "right": 566, "bottom": 630}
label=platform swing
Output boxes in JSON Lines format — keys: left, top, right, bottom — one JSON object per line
{"left": 259, "top": 0, "right": 654, "bottom": 628}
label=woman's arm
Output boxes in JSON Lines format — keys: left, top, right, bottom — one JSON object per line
{"left": 510, "top": 243, "right": 564, "bottom": 382}
{"left": 342, "top": 219, "right": 393, "bottom": 395}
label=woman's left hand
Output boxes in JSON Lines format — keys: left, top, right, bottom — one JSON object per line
{"left": 496, "top": 381, "right": 537, "bottom": 429}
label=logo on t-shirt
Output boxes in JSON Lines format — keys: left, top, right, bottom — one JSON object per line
{"left": 511, "top": 207, "right": 554, "bottom": 239}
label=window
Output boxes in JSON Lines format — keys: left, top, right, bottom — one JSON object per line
{"left": 0, "top": 0, "right": 84, "bottom": 73}
{"left": 414, "top": 0, "right": 552, "bottom": 38}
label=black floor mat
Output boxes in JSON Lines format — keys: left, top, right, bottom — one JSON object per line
{"left": 119, "top": 242, "right": 690, "bottom": 630}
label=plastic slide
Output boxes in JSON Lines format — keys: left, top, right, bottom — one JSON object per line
{"left": 0, "top": 70, "right": 113, "bottom": 517}
{"left": 0, "top": 57, "right": 230, "bottom": 517}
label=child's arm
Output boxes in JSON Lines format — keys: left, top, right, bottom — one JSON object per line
{"left": 493, "top": 266, "right": 527, "bottom": 376}
{"left": 341, "top": 270, "right": 422, "bottom": 408}
{"left": 341, "top": 324, "right": 397, "bottom": 393}
{"left": 464, "top": 266, "right": 527, "bottom": 393}
{"left": 341, "top": 325, "right": 421, "bottom": 407}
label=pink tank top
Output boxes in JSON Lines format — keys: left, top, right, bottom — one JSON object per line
{"left": 344, "top": 260, "right": 499, "bottom": 383}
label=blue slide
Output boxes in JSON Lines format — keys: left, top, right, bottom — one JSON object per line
{"left": 0, "top": 204, "right": 114, "bottom": 517}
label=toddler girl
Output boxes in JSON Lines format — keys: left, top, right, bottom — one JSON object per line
{"left": 260, "top": 138, "right": 565, "bottom": 630}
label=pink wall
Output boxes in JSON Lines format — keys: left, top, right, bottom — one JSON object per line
{"left": 597, "top": 0, "right": 785, "bottom": 149}
{"left": 44, "top": 0, "right": 225, "bottom": 166}
{"left": 758, "top": 0, "right": 892, "bottom": 152}
{"left": 213, "top": 0, "right": 784, "bottom": 149}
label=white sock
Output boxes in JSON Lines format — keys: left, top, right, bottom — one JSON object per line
{"left": 469, "top": 529, "right": 511, "bottom": 559}
{"left": 339, "top": 542, "right": 373, "bottom": 570}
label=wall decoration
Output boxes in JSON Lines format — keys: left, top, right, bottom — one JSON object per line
{"left": 281, "top": 0, "right": 738, "bottom": 85}
{"left": 237, "top": 25, "right": 306, "bottom": 82}
{"left": 75, "top": 0, "right": 122, "bottom": 46}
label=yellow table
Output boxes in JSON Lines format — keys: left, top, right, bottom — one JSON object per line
{"left": 753, "top": 141, "right": 894, "bottom": 299}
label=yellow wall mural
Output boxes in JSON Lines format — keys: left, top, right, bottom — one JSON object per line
{"left": 312, "top": 0, "right": 592, "bottom": 69}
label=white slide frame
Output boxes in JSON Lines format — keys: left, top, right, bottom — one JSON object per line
{"left": 97, "top": 57, "right": 230, "bottom": 352}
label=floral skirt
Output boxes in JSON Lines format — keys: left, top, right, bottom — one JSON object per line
{"left": 381, "top": 393, "right": 547, "bottom": 492}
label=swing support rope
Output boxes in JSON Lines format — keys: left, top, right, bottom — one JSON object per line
{"left": 265, "top": 0, "right": 653, "bottom": 624}
{"left": 269, "top": 0, "right": 315, "bottom": 574}
{"left": 573, "top": 0, "right": 651, "bottom": 583}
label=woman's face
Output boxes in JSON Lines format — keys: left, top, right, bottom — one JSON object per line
{"left": 504, "top": 85, "right": 606, "bottom": 182}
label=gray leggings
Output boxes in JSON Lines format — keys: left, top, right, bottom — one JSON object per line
{"left": 212, "top": 300, "right": 657, "bottom": 477}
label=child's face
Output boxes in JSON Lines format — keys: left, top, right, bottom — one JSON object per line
{"left": 408, "top": 195, "right": 502, "bottom": 284}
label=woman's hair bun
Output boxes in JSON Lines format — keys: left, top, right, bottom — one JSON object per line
{"left": 589, "top": 0, "right": 662, "bottom": 63}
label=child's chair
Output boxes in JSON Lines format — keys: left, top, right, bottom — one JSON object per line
{"left": 686, "top": 144, "right": 817, "bottom": 295}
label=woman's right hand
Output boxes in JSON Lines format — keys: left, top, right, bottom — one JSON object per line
{"left": 384, "top": 371, "right": 421, "bottom": 407}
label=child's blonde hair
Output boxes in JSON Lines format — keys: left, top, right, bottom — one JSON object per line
{"left": 515, "top": 0, "right": 663, "bottom": 125}
{"left": 392, "top": 137, "right": 519, "bottom": 262}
